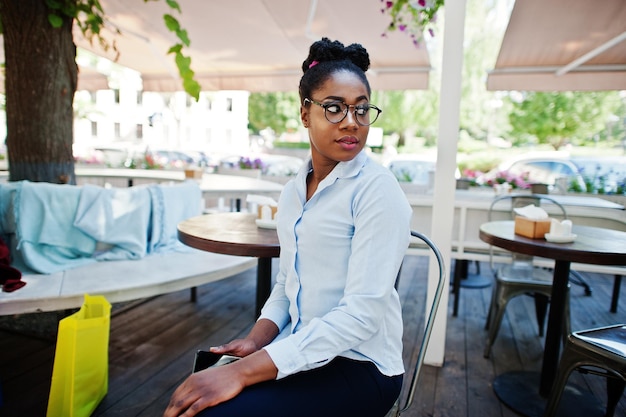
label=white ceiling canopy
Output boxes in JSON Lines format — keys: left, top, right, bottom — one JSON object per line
{"left": 487, "top": 0, "right": 626, "bottom": 92}
{"left": 74, "top": 0, "right": 432, "bottom": 92}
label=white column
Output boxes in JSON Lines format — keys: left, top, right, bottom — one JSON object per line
{"left": 425, "top": 0, "right": 468, "bottom": 366}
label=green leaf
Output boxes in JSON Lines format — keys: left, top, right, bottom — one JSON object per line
{"left": 167, "top": 44, "right": 183, "bottom": 54}
{"left": 176, "top": 28, "right": 190, "bottom": 46}
{"left": 45, "top": 0, "right": 62, "bottom": 10}
{"left": 183, "top": 78, "right": 201, "bottom": 101}
{"left": 166, "top": 0, "right": 182, "bottom": 14}
{"left": 60, "top": 2, "right": 77, "bottom": 17}
{"left": 163, "top": 14, "right": 180, "bottom": 32}
{"left": 175, "top": 53, "right": 192, "bottom": 72}
{"left": 92, "top": 0, "right": 105, "bottom": 14}
{"left": 47, "top": 14, "right": 64, "bottom": 28}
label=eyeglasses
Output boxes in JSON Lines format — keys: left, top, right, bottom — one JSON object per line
{"left": 304, "top": 98, "right": 382, "bottom": 126}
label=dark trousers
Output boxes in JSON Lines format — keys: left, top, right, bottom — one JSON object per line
{"left": 198, "top": 357, "right": 403, "bottom": 417}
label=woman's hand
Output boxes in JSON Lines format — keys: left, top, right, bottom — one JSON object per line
{"left": 210, "top": 318, "right": 280, "bottom": 358}
{"left": 209, "top": 338, "right": 258, "bottom": 357}
{"left": 163, "top": 349, "right": 278, "bottom": 417}
{"left": 163, "top": 364, "right": 245, "bottom": 417}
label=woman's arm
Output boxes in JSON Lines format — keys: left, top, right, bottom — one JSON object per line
{"left": 163, "top": 319, "right": 280, "bottom": 417}
{"left": 163, "top": 348, "right": 278, "bottom": 417}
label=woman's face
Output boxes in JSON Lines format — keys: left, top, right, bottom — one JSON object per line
{"left": 301, "top": 70, "right": 370, "bottom": 167}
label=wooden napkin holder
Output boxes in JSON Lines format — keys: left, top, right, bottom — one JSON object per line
{"left": 257, "top": 204, "right": 278, "bottom": 220}
{"left": 514, "top": 216, "right": 551, "bottom": 239}
{"left": 184, "top": 169, "right": 203, "bottom": 179}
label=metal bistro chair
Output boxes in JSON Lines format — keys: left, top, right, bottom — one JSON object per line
{"left": 543, "top": 324, "right": 626, "bottom": 417}
{"left": 483, "top": 194, "right": 572, "bottom": 358}
{"left": 385, "top": 230, "right": 446, "bottom": 417}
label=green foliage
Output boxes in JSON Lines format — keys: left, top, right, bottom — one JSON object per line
{"left": 370, "top": 90, "right": 439, "bottom": 144}
{"left": 46, "top": 0, "right": 200, "bottom": 100}
{"left": 272, "top": 141, "right": 310, "bottom": 149}
{"left": 163, "top": 15, "right": 188, "bottom": 44}
{"left": 457, "top": 155, "right": 496, "bottom": 174}
{"left": 457, "top": 0, "right": 512, "bottom": 144}
{"left": 164, "top": 0, "right": 180, "bottom": 13}
{"left": 457, "top": 131, "right": 488, "bottom": 153}
{"left": 47, "top": 13, "right": 64, "bottom": 27}
{"left": 507, "top": 91, "right": 623, "bottom": 150}
{"left": 248, "top": 92, "right": 300, "bottom": 135}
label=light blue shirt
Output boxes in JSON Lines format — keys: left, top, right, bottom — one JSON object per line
{"left": 261, "top": 151, "right": 412, "bottom": 379}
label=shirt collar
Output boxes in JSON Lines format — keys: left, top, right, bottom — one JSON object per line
{"left": 299, "top": 151, "right": 368, "bottom": 182}
{"left": 334, "top": 151, "right": 368, "bottom": 179}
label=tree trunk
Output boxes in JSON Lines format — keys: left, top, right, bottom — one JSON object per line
{"left": 0, "top": 0, "right": 77, "bottom": 184}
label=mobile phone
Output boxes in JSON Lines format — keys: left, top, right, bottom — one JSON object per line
{"left": 193, "top": 350, "right": 223, "bottom": 373}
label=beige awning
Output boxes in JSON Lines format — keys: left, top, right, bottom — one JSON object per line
{"left": 487, "top": 0, "right": 626, "bottom": 91}
{"left": 75, "top": 65, "right": 111, "bottom": 91}
{"left": 73, "top": 0, "right": 432, "bottom": 92}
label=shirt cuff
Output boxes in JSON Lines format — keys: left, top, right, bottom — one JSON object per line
{"left": 264, "top": 336, "right": 328, "bottom": 379}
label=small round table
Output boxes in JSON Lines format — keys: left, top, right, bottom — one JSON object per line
{"left": 479, "top": 221, "right": 626, "bottom": 417}
{"left": 178, "top": 213, "right": 280, "bottom": 317}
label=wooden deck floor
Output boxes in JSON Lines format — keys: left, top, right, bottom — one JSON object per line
{"left": 1, "top": 255, "right": 624, "bottom": 417}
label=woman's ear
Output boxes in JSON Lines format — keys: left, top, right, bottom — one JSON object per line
{"left": 300, "top": 105, "right": 309, "bottom": 128}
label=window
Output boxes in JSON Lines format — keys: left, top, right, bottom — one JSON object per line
{"left": 91, "top": 121, "right": 98, "bottom": 137}
{"left": 114, "top": 123, "right": 121, "bottom": 139}
{"left": 136, "top": 124, "right": 143, "bottom": 139}
{"left": 226, "top": 98, "right": 233, "bottom": 112}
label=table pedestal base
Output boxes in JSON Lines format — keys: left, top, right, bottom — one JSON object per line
{"left": 256, "top": 257, "right": 272, "bottom": 318}
{"left": 493, "top": 371, "right": 605, "bottom": 417}
{"left": 457, "top": 259, "right": 492, "bottom": 288}
{"left": 452, "top": 260, "right": 492, "bottom": 316}
{"left": 459, "top": 272, "right": 492, "bottom": 288}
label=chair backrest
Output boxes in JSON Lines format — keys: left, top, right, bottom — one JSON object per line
{"left": 394, "top": 230, "right": 446, "bottom": 416}
{"left": 487, "top": 193, "right": 568, "bottom": 270}
{"left": 487, "top": 193, "right": 568, "bottom": 222}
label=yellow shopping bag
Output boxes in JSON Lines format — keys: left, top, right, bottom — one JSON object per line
{"left": 47, "top": 294, "right": 111, "bottom": 417}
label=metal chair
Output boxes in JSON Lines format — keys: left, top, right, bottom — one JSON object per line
{"left": 385, "top": 230, "right": 446, "bottom": 417}
{"left": 483, "top": 194, "right": 571, "bottom": 358}
{"left": 543, "top": 324, "right": 626, "bottom": 417}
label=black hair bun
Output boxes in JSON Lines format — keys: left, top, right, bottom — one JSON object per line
{"left": 302, "top": 37, "right": 370, "bottom": 73}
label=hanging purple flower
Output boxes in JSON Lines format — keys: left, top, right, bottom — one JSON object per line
{"left": 379, "top": 0, "right": 444, "bottom": 47}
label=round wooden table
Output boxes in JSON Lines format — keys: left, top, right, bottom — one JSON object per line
{"left": 479, "top": 221, "right": 626, "bottom": 417}
{"left": 178, "top": 212, "right": 280, "bottom": 317}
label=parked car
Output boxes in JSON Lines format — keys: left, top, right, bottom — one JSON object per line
{"left": 571, "top": 156, "right": 626, "bottom": 193}
{"left": 182, "top": 150, "right": 219, "bottom": 169}
{"left": 145, "top": 149, "right": 195, "bottom": 169}
{"left": 77, "top": 144, "right": 142, "bottom": 168}
{"left": 478, "top": 153, "right": 586, "bottom": 191}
